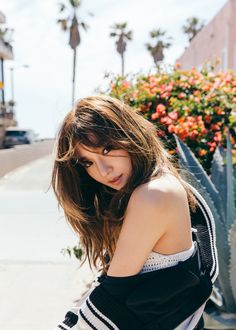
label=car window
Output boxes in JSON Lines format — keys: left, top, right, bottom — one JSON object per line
{"left": 5, "top": 131, "right": 27, "bottom": 137}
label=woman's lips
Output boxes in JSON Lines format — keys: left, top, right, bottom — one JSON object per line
{"left": 109, "top": 174, "right": 123, "bottom": 185}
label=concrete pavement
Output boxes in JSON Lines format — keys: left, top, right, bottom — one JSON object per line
{"left": 0, "top": 155, "right": 95, "bottom": 329}
{"left": 0, "top": 262, "right": 95, "bottom": 330}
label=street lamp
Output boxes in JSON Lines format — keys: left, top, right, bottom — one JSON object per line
{"left": 9, "top": 64, "right": 29, "bottom": 104}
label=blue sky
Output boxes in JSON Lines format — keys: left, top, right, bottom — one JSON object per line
{"left": 1, "top": 0, "right": 227, "bottom": 138}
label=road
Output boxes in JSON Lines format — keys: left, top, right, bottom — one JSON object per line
{"left": 0, "top": 156, "right": 94, "bottom": 330}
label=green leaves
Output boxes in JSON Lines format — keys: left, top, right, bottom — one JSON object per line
{"left": 182, "top": 16, "right": 205, "bottom": 42}
{"left": 174, "top": 132, "right": 236, "bottom": 313}
{"left": 69, "top": 0, "right": 82, "bottom": 8}
{"left": 61, "top": 244, "right": 84, "bottom": 261}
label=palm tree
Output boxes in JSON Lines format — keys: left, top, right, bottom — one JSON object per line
{"left": 182, "top": 17, "right": 205, "bottom": 43}
{"left": 57, "top": 0, "right": 91, "bottom": 106}
{"left": 145, "top": 29, "right": 172, "bottom": 67}
{"left": 110, "top": 22, "right": 132, "bottom": 76}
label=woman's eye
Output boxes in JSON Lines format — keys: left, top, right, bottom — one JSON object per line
{"left": 80, "top": 160, "right": 93, "bottom": 168}
{"left": 103, "top": 145, "right": 113, "bottom": 155}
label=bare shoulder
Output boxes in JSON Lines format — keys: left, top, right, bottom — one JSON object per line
{"left": 127, "top": 173, "right": 188, "bottom": 216}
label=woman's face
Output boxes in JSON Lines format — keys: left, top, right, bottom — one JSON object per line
{"left": 76, "top": 144, "right": 132, "bottom": 190}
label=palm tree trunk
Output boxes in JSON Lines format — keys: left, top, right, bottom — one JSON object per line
{"left": 121, "top": 52, "right": 124, "bottom": 76}
{"left": 72, "top": 47, "right": 77, "bottom": 107}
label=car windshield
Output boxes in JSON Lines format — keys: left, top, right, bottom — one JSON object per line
{"left": 6, "top": 131, "right": 27, "bottom": 137}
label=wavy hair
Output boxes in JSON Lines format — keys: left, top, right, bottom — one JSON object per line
{"left": 51, "top": 95, "right": 196, "bottom": 272}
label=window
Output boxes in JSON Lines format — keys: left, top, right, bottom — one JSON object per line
{"left": 221, "top": 47, "right": 228, "bottom": 71}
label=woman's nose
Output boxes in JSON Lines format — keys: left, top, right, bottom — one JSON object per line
{"left": 97, "top": 159, "right": 112, "bottom": 177}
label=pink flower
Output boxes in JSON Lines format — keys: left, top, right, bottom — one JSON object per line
{"left": 178, "top": 92, "right": 186, "bottom": 99}
{"left": 165, "top": 117, "right": 173, "bottom": 125}
{"left": 168, "top": 124, "right": 175, "bottom": 133}
{"left": 165, "top": 84, "right": 173, "bottom": 92}
{"left": 156, "top": 104, "right": 166, "bottom": 113}
{"left": 168, "top": 111, "right": 178, "bottom": 121}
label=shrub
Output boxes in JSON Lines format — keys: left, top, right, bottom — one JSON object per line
{"left": 107, "top": 66, "right": 236, "bottom": 172}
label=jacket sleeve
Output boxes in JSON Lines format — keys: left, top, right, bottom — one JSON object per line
{"left": 55, "top": 265, "right": 200, "bottom": 330}
{"left": 76, "top": 283, "right": 144, "bottom": 330}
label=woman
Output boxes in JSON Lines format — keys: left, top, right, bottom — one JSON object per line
{"left": 52, "top": 95, "right": 218, "bottom": 330}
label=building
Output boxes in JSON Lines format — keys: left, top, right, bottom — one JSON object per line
{"left": 177, "top": 0, "right": 236, "bottom": 71}
{"left": 0, "top": 10, "right": 16, "bottom": 148}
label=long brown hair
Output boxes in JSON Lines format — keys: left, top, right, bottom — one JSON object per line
{"left": 51, "top": 95, "right": 196, "bottom": 272}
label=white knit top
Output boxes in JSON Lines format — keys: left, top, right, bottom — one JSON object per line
{"left": 140, "top": 241, "right": 205, "bottom": 330}
{"left": 140, "top": 242, "right": 195, "bottom": 274}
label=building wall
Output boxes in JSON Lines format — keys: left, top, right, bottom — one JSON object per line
{"left": 0, "top": 9, "right": 15, "bottom": 148}
{"left": 0, "top": 11, "right": 6, "bottom": 24}
{"left": 228, "top": 0, "right": 236, "bottom": 70}
{"left": 177, "top": 0, "right": 235, "bottom": 70}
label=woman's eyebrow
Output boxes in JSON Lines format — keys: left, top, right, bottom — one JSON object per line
{"left": 78, "top": 156, "right": 90, "bottom": 162}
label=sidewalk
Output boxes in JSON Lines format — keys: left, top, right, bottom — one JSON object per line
{"left": 0, "top": 261, "right": 95, "bottom": 330}
{"left": 0, "top": 156, "right": 95, "bottom": 329}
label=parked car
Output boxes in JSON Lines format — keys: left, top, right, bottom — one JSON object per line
{"left": 3, "top": 127, "right": 36, "bottom": 148}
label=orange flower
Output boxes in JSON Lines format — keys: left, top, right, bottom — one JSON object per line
{"left": 151, "top": 112, "right": 159, "bottom": 120}
{"left": 131, "top": 91, "right": 138, "bottom": 98}
{"left": 216, "top": 108, "right": 223, "bottom": 115}
{"left": 183, "top": 106, "right": 190, "bottom": 113}
{"left": 120, "top": 81, "right": 130, "bottom": 89}
{"left": 175, "top": 62, "right": 181, "bottom": 69}
{"left": 230, "top": 136, "right": 235, "bottom": 145}
{"left": 214, "top": 132, "right": 222, "bottom": 142}
{"left": 202, "top": 84, "right": 211, "bottom": 92}
{"left": 204, "top": 115, "right": 212, "bottom": 124}
{"left": 211, "top": 123, "right": 221, "bottom": 131}
{"left": 198, "top": 149, "right": 207, "bottom": 157}
{"left": 189, "top": 130, "right": 199, "bottom": 139}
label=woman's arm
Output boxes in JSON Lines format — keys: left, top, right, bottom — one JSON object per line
{"left": 107, "top": 183, "right": 180, "bottom": 276}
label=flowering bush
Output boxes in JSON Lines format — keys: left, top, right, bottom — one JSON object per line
{"left": 107, "top": 66, "right": 236, "bottom": 171}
